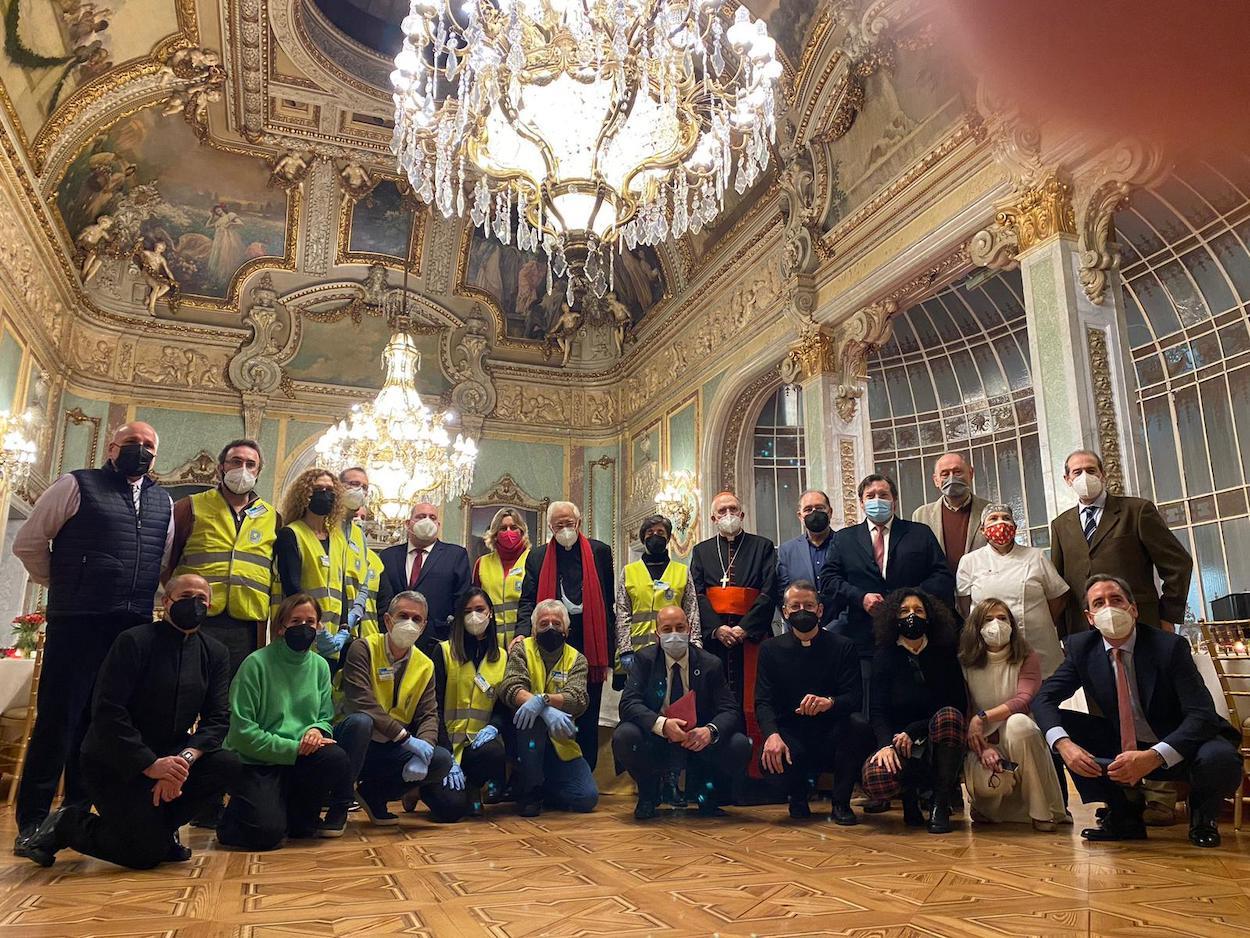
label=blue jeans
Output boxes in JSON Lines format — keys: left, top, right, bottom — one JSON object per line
{"left": 515, "top": 724, "right": 598, "bottom": 812}
{"left": 334, "top": 712, "right": 452, "bottom": 807}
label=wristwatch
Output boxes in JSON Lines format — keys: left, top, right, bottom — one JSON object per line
{"left": 540, "top": 693, "right": 551, "bottom": 706}
{"left": 705, "top": 723, "right": 721, "bottom": 744}
{"left": 179, "top": 748, "right": 197, "bottom": 765}
{"left": 976, "top": 710, "right": 987, "bottom": 721}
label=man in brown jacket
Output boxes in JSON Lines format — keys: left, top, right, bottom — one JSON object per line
{"left": 911, "top": 452, "right": 990, "bottom": 574}
{"left": 1050, "top": 450, "right": 1193, "bottom": 638}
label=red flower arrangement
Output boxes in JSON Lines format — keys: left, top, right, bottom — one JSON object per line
{"left": 10, "top": 612, "right": 45, "bottom": 657}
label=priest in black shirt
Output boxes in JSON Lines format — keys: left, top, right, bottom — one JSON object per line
{"left": 516, "top": 500, "right": 615, "bottom": 769}
{"left": 16, "top": 574, "right": 240, "bottom": 869}
{"left": 755, "top": 581, "right": 875, "bottom": 825}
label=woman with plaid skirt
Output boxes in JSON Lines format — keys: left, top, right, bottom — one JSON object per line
{"left": 862, "top": 589, "right": 968, "bottom": 834}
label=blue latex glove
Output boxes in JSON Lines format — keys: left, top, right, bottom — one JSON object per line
{"left": 540, "top": 706, "right": 577, "bottom": 740}
{"left": 469, "top": 725, "right": 499, "bottom": 750}
{"left": 402, "top": 753, "right": 430, "bottom": 782}
{"left": 619, "top": 652, "right": 635, "bottom": 673}
{"left": 402, "top": 736, "right": 434, "bottom": 759}
{"left": 443, "top": 762, "right": 466, "bottom": 791}
{"left": 315, "top": 627, "right": 347, "bottom": 655}
{"left": 513, "top": 693, "right": 547, "bottom": 730}
{"left": 347, "top": 609, "right": 362, "bottom": 633}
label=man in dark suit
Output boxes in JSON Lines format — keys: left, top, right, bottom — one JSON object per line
{"left": 516, "top": 501, "right": 615, "bottom": 769}
{"left": 819, "top": 473, "right": 955, "bottom": 711}
{"left": 376, "top": 502, "right": 470, "bottom": 641}
{"left": 777, "top": 489, "right": 837, "bottom": 626}
{"left": 613, "top": 605, "right": 750, "bottom": 819}
{"left": 1050, "top": 449, "right": 1192, "bottom": 637}
{"left": 1033, "top": 575, "right": 1241, "bottom": 847}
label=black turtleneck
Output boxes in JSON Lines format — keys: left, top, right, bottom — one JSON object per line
{"left": 463, "top": 631, "right": 490, "bottom": 668}
{"left": 642, "top": 550, "right": 670, "bottom": 579}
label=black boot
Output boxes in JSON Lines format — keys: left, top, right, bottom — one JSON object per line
{"left": 927, "top": 743, "right": 963, "bottom": 835}
{"left": 901, "top": 792, "right": 924, "bottom": 827}
{"left": 14, "top": 807, "right": 77, "bottom": 867}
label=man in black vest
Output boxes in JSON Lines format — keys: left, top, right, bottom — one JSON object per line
{"left": 12, "top": 421, "right": 173, "bottom": 848}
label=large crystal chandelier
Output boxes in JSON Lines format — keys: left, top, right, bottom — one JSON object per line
{"left": 390, "top": 0, "right": 781, "bottom": 304}
{"left": 315, "top": 269, "right": 477, "bottom": 540}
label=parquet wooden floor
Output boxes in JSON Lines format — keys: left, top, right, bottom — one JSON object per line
{"left": 0, "top": 796, "right": 1246, "bottom": 937}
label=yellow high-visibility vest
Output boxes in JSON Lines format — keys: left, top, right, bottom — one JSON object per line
{"left": 478, "top": 548, "right": 529, "bottom": 646}
{"left": 621, "top": 559, "right": 689, "bottom": 659}
{"left": 522, "top": 636, "right": 581, "bottom": 761}
{"left": 363, "top": 632, "right": 434, "bottom": 727}
{"left": 440, "top": 639, "right": 507, "bottom": 760}
{"left": 342, "top": 521, "right": 369, "bottom": 629}
{"left": 272, "top": 519, "right": 349, "bottom": 628}
{"left": 173, "top": 489, "right": 277, "bottom": 621}
{"left": 360, "top": 549, "right": 385, "bottom": 639}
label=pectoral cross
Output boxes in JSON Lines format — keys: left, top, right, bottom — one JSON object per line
{"left": 720, "top": 572, "right": 730, "bottom": 588}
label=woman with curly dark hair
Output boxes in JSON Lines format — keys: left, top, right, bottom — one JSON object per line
{"left": 862, "top": 588, "right": 967, "bottom": 833}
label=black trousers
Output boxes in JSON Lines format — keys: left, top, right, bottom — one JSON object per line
{"left": 576, "top": 681, "right": 604, "bottom": 771}
{"left": 422, "top": 739, "right": 508, "bottom": 822}
{"left": 200, "top": 613, "right": 260, "bottom": 678}
{"left": 1053, "top": 709, "right": 1242, "bottom": 825}
{"left": 65, "top": 750, "right": 240, "bottom": 869}
{"left": 216, "top": 745, "right": 354, "bottom": 851}
{"left": 16, "top": 611, "right": 148, "bottom": 832}
{"left": 768, "top": 715, "right": 876, "bottom": 804}
{"left": 612, "top": 721, "right": 752, "bottom": 806}
{"left": 352, "top": 737, "right": 454, "bottom": 811}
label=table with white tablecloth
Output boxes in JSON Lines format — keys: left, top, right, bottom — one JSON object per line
{"left": 0, "top": 657, "right": 35, "bottom": 715}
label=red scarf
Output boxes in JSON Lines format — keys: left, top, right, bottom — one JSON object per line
{"left": 537, "top": 534, "right": 609, "bottom": 683}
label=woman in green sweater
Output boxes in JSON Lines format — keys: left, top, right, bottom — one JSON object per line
{"left": 217, "top": 594, "right": 355, "bottom": 848}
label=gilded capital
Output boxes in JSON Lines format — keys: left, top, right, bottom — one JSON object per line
{"left": 784, "top": 326, "right": 838, "bottom": 381}
{"left": 1012, "top": 172, "right": 1076, "bottom": 252}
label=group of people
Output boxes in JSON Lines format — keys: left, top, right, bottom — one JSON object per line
{"left": 6, "top": 422, "right": 1242, "bottom": 871}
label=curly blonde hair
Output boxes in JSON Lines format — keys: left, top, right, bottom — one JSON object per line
{"left": 484, "top": 507, "right": 530, "bottom": 552}
{"left": 280, "top": 467, "right": 346, "bottom": 531}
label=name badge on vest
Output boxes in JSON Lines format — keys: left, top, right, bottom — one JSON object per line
{"left": 550, "top": 670, "right": 568, "bottom": 686}
{"left": 377, "top": 667, "right": 395, "bottom": 681}
{"left": 348, "top": 539, "right": 361, "bottom": 552}
{"left": 319, "top": 554, "right": 331, "bottom": 568}
{"left": 653, "top": 579, "right": 674, "bottom": 601}
{"left": 244, "top": 504, "right": 268, "bottom": 518}
{"left": 473, "top": 672, "right": 494, "bottom": 695}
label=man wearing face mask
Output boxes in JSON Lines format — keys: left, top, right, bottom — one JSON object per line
{"left": 911, "top": 453, "right": 988, "bottom": 575}
{"left": 614, "top": 515, "right": 701, "bottom": 689}
{"left": 15, "top": 575, "right": 240, "bottom": 869}
{"left": 1033, "top": 575, "right": 1240, "bottom": 847}
{"left": 168, "top": 440, "right": 277, "bottom": 677}
{"left": 334, "top": 591, "right": 454, "bottom": 824}
{"left": 613, "top": 605, "right": 748, "bottom": 820}
{"left": 338, "top": 467, "right": 382, "bottom": 638}
{"left": 516, "top": 501, "right": 615, "bottom": 769}
{"left": 755, "top": 582, "right": 874, "bottom": 825}
{"left": 1050, "top": 449, "right": 1192, "bottom": 637}
{"left": 777, "top": 490, "right": 837, "bottom": 626}
{"left": 13, "top": 421, "right": 174, "bottom": 849}
{"left": 820, "top": 474, "right": 953, "bottom": 713}
{"left": 377, "top": 502, "right": 471, "bottom": 642}
{"left": 500, "top": 600, "right": 599, "bottom": 816}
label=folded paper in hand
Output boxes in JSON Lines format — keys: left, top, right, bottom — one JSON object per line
{"left": 662, "top": 690, "right": 696, "bottom": 729}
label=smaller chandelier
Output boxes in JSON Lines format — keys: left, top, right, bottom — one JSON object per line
{"left": 315, "top": 327, "right": 477, "bottom": 542}
{"left": 0, "top": 409, "right": 38, "bottom": 491}
{"left": 654, "top": 468, "right": 700, "bottom": 550}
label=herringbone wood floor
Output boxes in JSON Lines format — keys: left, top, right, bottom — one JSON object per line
{"left": 0, "top": 795, "right": 1247, "bottom": 937}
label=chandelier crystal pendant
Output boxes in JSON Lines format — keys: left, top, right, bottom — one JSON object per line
{"left": 315, "top": 266, "right": 477, "bottom": 542}
{"left": 390, "top": 0, "right": 782, "bottom": 304}
{"left": 0, "top": 409, "right": 38, "bottom": 491}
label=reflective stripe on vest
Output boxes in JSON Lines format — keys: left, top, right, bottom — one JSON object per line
{"left": 478, "top": 548, "right": 529, "bottom": 645}
{"left": 365, "top": 632, "right": 434, "bottom": 728}
{"left": 342, "top": 521, "right": 369, "bottom": 606}
{"left": 621, "top": 559, "right": 689, "bottom": 659}
{"left": 173, "top": 489, "right": 277, "bottom": 621}
{"left": 274, "top": 520, "right": 348, "bottom": 627}
{"left": 440, "top": 639, "right": 507, "bottom": 761}
{"left": 360, "top": 549, "right": 385, "bottom": 639}
{"left": 522, "top": 636, "right": 581, "bottom": 761}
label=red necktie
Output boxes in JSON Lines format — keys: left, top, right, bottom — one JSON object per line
{"left": 1111, "top": 648, "right": 1137, "bottom": 753}
{"left": 408, "top": 548, "right": 424, "bottom": 588}
{"left": 873, "top": 525, "right": 886, "bottom": 571}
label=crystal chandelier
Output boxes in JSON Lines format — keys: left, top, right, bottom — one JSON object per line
{"left": 0, "top": 409, "right": 38, "bottom": 491}
{"left": 654, "top": 468, "right": 700, "bottom": 550}
{"left": 390, "top": 0, "right": 781, "bottom": 304}
{"left": 315, "top": 267, "right": 477, "bottom": 541}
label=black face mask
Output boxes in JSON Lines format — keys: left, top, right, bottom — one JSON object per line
{"left": 898, "top": 612, "right": 928, "bottom": 641}
{"left": 536, "top": 628, "right": 565, "bottom": 653}
{"left": 308, "top": 489, "right": 336, "bottom": 516}
{"left": 644, "top": 535, "right": 668, "bottom": 556}
{"left": 788, "top": 610, "right": 819, "bottom": 635}
{"left": 803, "top": 510, "right": 830, "bottom": 533}
{"left": 168, "top": 595, "right": 208, "bottom": 633}
{"left": 284, "top": 624, "right": 317, "bottom": 652}
{"left": 113, "top": 442, "right": 155, "bottom": 478}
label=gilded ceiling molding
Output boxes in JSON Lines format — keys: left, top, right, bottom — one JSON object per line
{"left": 304, "top": 158, "right": 339, "bottom": 275}
{"left": 227, "top": 273, "right": 286, "bottom": 438}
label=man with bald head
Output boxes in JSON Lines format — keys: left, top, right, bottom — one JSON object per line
{"left": 911, "top": 452, "right": 989, "bottom": 575}
{"left": 13, "top": 420, "right": 175, "bottom": 848}
{"left": 377, "top": 500, "right": 471, "bottom": 641}
{"left": 16, "top": 574, "right": 240, "bottom": 869}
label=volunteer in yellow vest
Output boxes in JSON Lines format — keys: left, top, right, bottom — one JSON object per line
{"left": 338, "top": 466, "right": 381, "bottom": 638}
{"left": 333, "top": 590, "right": 453, "bottom": 824}
{"left": 167, "top": 439, "right": 278, "bottom": 676}
{"left": 274, "top": 468, "right": 351, "bottom": 667}
{"left": 472, "top": 507, "right": 531, "bottom": 648}
{"left": 499, "top": 599, "right": 599, "bottom": 817}
{"left": 419, "top": 588, "right": 509, "bottom": 823}
{"left": 614, "top": 514, "right": 701, "bottom": 688}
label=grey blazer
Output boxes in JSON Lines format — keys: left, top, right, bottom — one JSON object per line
{"left": 911, "top": 494, "right": 990, "bottom": 558}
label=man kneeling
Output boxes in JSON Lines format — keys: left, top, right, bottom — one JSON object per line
{"left": 501, "top": 599, "right": 599, "bottom": 817}
{"left": 17, "top": 575, "right": 240, "bottom": 868}
{"left": 334, "top": 590, "right": 453, "bottom": 824}
{"left": 613, "top": 605, "right": 750, "bottom": 819}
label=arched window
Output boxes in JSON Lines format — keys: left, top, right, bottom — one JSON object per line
{"left": 751, "top": 384, "right": 807, "bottom": 546}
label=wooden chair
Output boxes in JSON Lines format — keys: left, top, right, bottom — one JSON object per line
{"left": 0, "top": 630, "right": 46, "bottom": 807}
{"left": 1200, "top": 620, "right": 1250, "bottom": 830}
